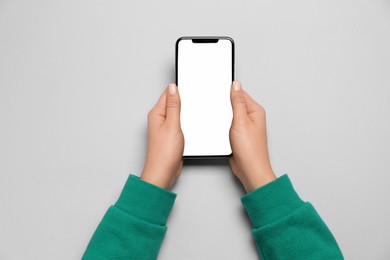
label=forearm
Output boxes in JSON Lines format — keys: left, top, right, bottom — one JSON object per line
{"left": 83, "top": 174, "right": 176, "bottom": 260}
{"left": 241, "top": 175, "right": 343, "bottom": 259}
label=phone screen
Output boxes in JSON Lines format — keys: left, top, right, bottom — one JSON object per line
{"left": 176, "top": 37, "right": 234, "bottom": 157}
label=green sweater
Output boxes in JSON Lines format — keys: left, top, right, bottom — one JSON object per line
{"left": 83, "top": 174, "right": 343, "bottom": 259}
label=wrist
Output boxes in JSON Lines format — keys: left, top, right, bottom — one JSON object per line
{"left": 242, "top": 167, "right": 276, "bottom": 193}
{"left": 115, "top": 174, "right": 177, "bottom": 226}
{"left": 140, "top": 168, "right": 172, "bottom": 190}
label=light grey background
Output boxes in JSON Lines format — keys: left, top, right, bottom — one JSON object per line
{"left": 0, "top": 0, "right": 389, "bottom": 259}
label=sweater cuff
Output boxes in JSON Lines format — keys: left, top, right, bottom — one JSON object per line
{"left": 115, "top": 174, "right": 177, "bottom": 226}
{"left": 241, "top": 174, "right": 304, "bottom": 228}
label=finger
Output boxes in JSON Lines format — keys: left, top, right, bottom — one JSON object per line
{"left": 243, "top": 90, "right": 265, "bottom": 121}
{"left": 243, "top": 90, "right": 259, "bottom": 114}
{"left": 150, "top": 88, "right": 167, "bottom": 117}
{"left": 165, "top": 83, "right": 181, "bottom": 127}
{"left": 230, "top": 81, "right": 248, "bottom": 122}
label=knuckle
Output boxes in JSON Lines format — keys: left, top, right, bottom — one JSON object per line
{"left": 258, "top": 105, "right": 266, "bottom": 115}
{"left": 257, "top": 106, "right": 266, "bottom": 120}
{"left": 233, "top": 115, "right": 249, "bottom": 126}
{"left": 166, "top": 97, "right": 180, "bottom": 108}
{"left": 166, "top": 124, "right": 180, "bottom": 133}
{"left": 147, "top": 110, "right": 154, "bottom": 120}
{"left": 233, "top": 95, "right": 246, "bottom": 104}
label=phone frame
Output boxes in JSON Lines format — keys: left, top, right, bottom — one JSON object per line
{"left": 175, "top": 36, "right": 235, "bottom": 159}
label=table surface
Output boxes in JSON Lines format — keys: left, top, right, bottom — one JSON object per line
{"left": 1, "top": 1, "right": 390, "bottom": 259}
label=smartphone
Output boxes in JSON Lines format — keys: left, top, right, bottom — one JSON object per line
{"left": 176, "top": 36, "right": 234, "bottom": 158}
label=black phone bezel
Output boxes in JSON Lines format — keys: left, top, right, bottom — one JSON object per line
{"left": 175, "top": 36, "right": 235, "bottom": 159}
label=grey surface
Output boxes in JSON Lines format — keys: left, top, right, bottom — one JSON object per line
{"left": 0, "top": 0, "right": 390, "bottom": 259}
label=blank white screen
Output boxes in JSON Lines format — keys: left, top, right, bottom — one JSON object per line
{"left": 177, "top": 38, "right": 233, "bottom": 156}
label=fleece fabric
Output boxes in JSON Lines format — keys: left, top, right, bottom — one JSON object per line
{"left": 83, "top": 174, "right": 343, "bottom": 259}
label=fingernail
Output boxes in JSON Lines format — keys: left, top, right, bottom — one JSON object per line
{"left": 232, "top": 81, "right": 241, "bottom": 92}
{"left": 169, "top": 84, "right": 177, "bottom": 95}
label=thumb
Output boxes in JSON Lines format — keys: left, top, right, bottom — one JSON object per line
{"left": 230, "top": 81, "right": 248, "bottom": 121}
{"left": 165, "top": 83, "right": 181, "bottom": 126}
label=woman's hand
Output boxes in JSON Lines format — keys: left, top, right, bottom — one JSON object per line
{"left": 229, "top": 81, "right": 276, "bottom": 193}
{"left": 140, "top": 83, "right": 184, "bottom": 190}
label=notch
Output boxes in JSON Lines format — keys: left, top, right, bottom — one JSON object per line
{"left": 192, "top": 38, "right": 219, "bottom": 43}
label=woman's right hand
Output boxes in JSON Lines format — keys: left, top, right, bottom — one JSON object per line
{"left": 228, "top": 81, "right": 277, "bottom": 193}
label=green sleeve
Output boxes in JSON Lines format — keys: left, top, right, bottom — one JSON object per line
{"left": 241, "top": 174, "right": 344, "bottom": 260}
{"left": 83, "top": 174, "right": 176, "bottom": 260}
